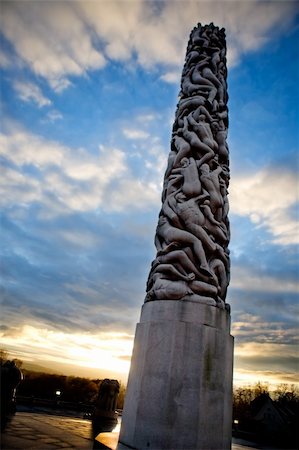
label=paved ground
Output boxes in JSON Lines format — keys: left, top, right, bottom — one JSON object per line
{"left": 1, "top": 412, "right": 93, "bottom": 450}
{"left": 1, "top": 411, "right": 282, "bottom": 450}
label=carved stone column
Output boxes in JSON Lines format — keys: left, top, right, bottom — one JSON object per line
{"left": 118, "top": 23, "right": 233, "bottom": 450}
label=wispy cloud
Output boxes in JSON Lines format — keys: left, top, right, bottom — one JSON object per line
{"left": 2, "top": 1, "right": 106, "bottom": 91}
{"left": 233, "top": 337, "right": 299, "bottom": 387}
{"left": 232, "top": 312, "right": 298, "bottom": 345}
{"left": 136, "top": 113, "right": 158, "bottom": 123}
{"left": 0, "top": 324, "right": 134, "bottom": 375}
{"left": 234, "top": 368, "right": 299, "bottom": 388}
{"left": 1, "top": 1, "right": 297, "bottom": 91}
{"left": 46, "top": 110, "right": 63, "bottom": 122}
{"left": 0, "top": 49, "right": 12, "bottom": 68}
{"left": 12, "top": 80, "right": 51, "bottom": 107}
{"left": 230, "top": 166, "right": 298, "bottom": 245}
{"left": 122, "top": 128, "right": 150, "bottom": 140}
{"left": 231, "top": 267, "right": 299, "bottom": 294}
{"left": 0, "top": 123, "right": 160, "bottom": 216}
{"left": 160, "top": 70, "right": 181, "bottom": 84}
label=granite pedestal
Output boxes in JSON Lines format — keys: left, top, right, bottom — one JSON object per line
{"left": 118, "top": 300, "right": 233, "bottom": 450}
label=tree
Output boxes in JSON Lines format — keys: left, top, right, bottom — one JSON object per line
{"left": 253, "top": 382, "right": 269, "bottom": 398}
{"left": 273, "top": 383, "right": 299, "bottom": 405}
{"left": 18, "top": 371, "right": 99, "bottom": 404}
{"left": 233, "top": 382, "right": 270, "bottom": 422}
{"left": 117, "top": 383, "right": 126, "bottom": 409}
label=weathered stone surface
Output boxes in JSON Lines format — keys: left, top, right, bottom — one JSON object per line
{"left": 118, "top": 301, "right": 233, "bottom": 449}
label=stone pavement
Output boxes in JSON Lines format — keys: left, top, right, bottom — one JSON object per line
{"left": 1, "top": 412, "right": 93, "bottom": 450}
{"left": 1, "top": 411, "right": 276, "bottom": 450}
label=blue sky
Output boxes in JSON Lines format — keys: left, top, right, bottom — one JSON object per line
{"left": 1, "top": 0, "right": 298, "bottom": 386}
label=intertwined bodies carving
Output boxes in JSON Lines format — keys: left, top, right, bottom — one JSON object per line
{"left": 146, "top": 23, "right": 230, "bottom": 309}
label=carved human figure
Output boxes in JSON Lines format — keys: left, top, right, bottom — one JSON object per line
{"left": 192, "top": 25, "right": 211, "bottom": 48}
{"left": 187, "top": 113, "right": 218, "bottom": 151}
{"left": 146, "top": 272, "right": 193, "bottom": 301}
{"left": 211, "top": 120, "right": 229, "bottom": 161}
{"left": 170, "top": 157, "right": 202, "bottom": 197}
{"left": 210, "top": 258, "right": 228, "bottom": 300}
{"left": 175, "top": 95, "right": 205, "bottom": 128}
{"left": 201, "top": 201, "right": 229, "bottom": 244}
{"left": 185, "top": 49, "right": 201, "bottom": 67}
{"left": 199, "top": 162, "right": 223, "bottom": 219}
{"left": 149, "top": 262, "right": 196, "bottom": 284}
{"left": 182, "top": 66, "right": 217, "bottom": 104}
{"left": 220, "top": 180, "right": 229, "bottom": 222}
{"left": 172, "top": 135, "right": 192, "bottom": 168}
{"left": 201, "top": 67, "right": 225, "bottom": 107}
{"left": 155, "top": 216, "right": 212, "bottom": 277}
{"left": 162, "top": 150, "right": 177, "bottom": 202}
{"left": 151, "top": 249, "right": 205, "bottom": 280}
{"left": 210, "top": 47, "right": 220, "bottom": 73}
{"left": 181, "top": 116, "right": 215, "bottom": 167}
{"left": 146, "top": 270, "right": 217, "bottom": 302}
{"left": 175, "top": 193, "right": 226, "bottom": 256}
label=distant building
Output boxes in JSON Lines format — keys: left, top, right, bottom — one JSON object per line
{"left": 234, "top": 393, "right": 298, "bottom": 448}
{"left": 250, "top": 393, "right": 288, "bottom": 435}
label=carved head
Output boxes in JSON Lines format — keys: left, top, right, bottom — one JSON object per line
{"left": 200, "top": 163, "right": 210, "bottom": 174}
{"left": 180, "top": 157, "right": 189, "bottom": 168}
{"left": 211, "top": 121, "right": 219, "bottom": 131}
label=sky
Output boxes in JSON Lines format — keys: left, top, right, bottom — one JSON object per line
{"left": 0, "top": 0, "right": 298, "bottom": 388}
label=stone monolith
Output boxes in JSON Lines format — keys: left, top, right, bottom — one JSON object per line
{"left": 118, "top": 23, "right": 233, "bottom": 450}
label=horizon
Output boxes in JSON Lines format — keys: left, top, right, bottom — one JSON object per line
{"left": 1, "top": 0, "right": 298, "bottom": 390}
{"left": 3, "top": 348, "right": 297, "bottom": 392}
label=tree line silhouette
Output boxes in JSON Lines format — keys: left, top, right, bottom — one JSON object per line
{"left": 1, "top": 350, "right": 298, "bottom": 447}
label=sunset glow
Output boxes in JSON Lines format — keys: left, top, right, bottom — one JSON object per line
{"left": 0, "top": 325, "right": 134, "bottom": 379}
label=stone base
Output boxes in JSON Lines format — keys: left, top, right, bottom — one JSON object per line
{"left": 118, "top": 300, "right": 234, "bottom": 450}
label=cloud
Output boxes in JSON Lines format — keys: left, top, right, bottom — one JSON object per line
{"left": 46, "top": 110, "right": 63, "bottom": 122}
{"left": 122, "top": 128, "right": 150, "bottom": 140}
{"left": 0, "top": 122, "right": 160, "bottom": 216}
{"left": 230, "top": 166, "right": 299, "bottom": 245}
{"left": 107, "top": 178, "right": 160, "bottom": 211}
{"left": 83, "top": 0, "right": 298, "bottom": 68}
{"left": 233, "top": 368, "right": 299, "bottom": 388}
{"left": 136, "top": 114, "right": 157, "bottom": 123}
{"left": 234, "top": 341, "right": 298, "bottom": 367}
{"left": 231, "top": 267, "right": 299, "bottom": 294}
{"left": 160, "top": 70, "right": 181, "bottom": 84}
{"left": 232, "top": 333, "right": 299, "bottom": 387}
{"left": 0, "top": 49, "right": 12, "bottom": 68}
{"left": 12, "top": 80, "right": 51, "bottom": 107}
{"left": 2, "top": 1, "right": 106, "bottom": 91}
{"left": 0, "top": 324, "right": 134, "bottom": 374}
{"left": 0, "top": 203, "right": 151, "bottom": 362}
{"left": 1, "top": 166, "right": 42, "bottom": 205}
{"left": 1, "top": 1, "right": 297, "bottom": 91}
{"left": 0, "top": 128, "right": 66, "bottom": 167}
{"left": 232, "top": 311, "right": 298, "bottom": 345}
